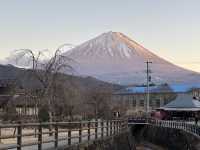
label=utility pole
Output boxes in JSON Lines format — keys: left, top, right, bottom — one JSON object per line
{"left": 145, "top": 61, "right": 152, "bottom": 116}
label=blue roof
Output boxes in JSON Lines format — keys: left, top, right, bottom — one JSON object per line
{"left": 126, "top": 87, "right": 146, "bottom": 93}
{"left": 170, "top": 84, "right": 200, "bottom": 93}
{"left": 115, "top": 84, "right": 200, "bottom": 95}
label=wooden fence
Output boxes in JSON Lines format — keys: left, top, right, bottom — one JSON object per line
{"left": 0, "top": 120, "right": 127, "bottom": 150}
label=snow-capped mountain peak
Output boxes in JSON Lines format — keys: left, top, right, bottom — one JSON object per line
{"left": 63, "top": 31, "right": 200, "bottom": 85}
{"left": 66, "top": 31, "right": 155, "bottom": 60}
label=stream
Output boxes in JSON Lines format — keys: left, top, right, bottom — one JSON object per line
{"left": 136, "top": 142, "right": 165, "bottom": 150}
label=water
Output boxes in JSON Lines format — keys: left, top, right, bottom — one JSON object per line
{"left": 136, "top": 143, "right": 164, "bottom": 150}
{"left": 136, "top": 146, "right": 154, "bottom": 150}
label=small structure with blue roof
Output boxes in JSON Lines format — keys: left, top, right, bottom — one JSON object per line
{"left": 113, "top": 84, "right": 200, "bottom": 116}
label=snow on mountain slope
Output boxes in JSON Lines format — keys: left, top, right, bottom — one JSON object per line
{"left": 63, "top": 31, "right": 200, "bottom": 85}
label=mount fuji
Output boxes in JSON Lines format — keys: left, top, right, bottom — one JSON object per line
{"left": 64, "top": 31, "right": 200, "bottom": 85}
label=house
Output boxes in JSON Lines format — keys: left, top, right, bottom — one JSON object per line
{"left": 0, "top": 79, "right": 39, "bottom": 121}
{"left": 113, "top": 84, "right": 200, "bottom": 116}
{"left": 160, "top": 93, "right": 200, "bottom": 111}
{"left": 13, "top": 93, "right": 39, "bottom": 118}
{"left": 159, "top": 93, "right": 200, "bottom": 120}
{"left": 0, "top": 79, "right": 13, "bottom": 114}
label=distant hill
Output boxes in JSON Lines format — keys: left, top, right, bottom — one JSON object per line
{"left": 63, "top": 31, "right": 200, "bottom": 85}
{"left": 0, "top": 64, "right": 121, "bottom": 91}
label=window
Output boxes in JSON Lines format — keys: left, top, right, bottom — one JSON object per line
{"left": 125, "top": 99, "right": 129, "bottom": 105}
{"left": 156, "top": 99, "right": 160, "bottom": 107}
{"left": 128, "top": 96, "right": 132, "bottom": 105}
{"left": 132, "top": 99, "right": 136, "bottom": 107}
{"left": 140, "top": 99, "right": 144, "bottom": 107}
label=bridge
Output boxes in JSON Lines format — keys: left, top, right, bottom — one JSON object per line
{"left": 128, "top": 118, "right": 200, "bottom": 138}
{"left": 0, "top": 119, "right": 199, "bottom": 150}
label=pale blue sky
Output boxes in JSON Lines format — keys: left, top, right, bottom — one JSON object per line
{"left": 0, "top": 0, "right": 200, "bottom": 72}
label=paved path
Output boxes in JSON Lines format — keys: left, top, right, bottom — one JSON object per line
{"left": 0, "top": 129, "right": 106, "bottom": 150}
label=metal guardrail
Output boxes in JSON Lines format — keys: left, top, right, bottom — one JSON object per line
{"left": 128, "top": 118, "right": 147, "bottom": 124}
{"left": 0, "top": 120, "right": 127, "bottom": 150}
{"left": 128, "top": 118, "right": 200, "bottom": 137}
{"left": 152, "top": 119, "right": 200, "bottom": 137}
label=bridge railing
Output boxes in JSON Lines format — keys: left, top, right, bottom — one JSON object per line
{"left": 128, "top": 118, "right": 200, "bottom": 137}
{"left": 128, "top": 118, "right": 147, "bottom": 124}
{"left": 0, "top": 120, "right": 128, "bottom": 150}
{"left": 153, "top": 119, "right": 200, "bottom": 137}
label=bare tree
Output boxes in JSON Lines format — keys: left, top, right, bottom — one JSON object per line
{"left": 12, "top": 46, "right": 75, "bottom": 123}
{"left": 85, "top": 87, "right": 113, "bottom": 119}
{"left": 51, "top": 77, "right": 81, "bottom": 121}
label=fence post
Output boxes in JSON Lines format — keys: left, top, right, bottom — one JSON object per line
{"left": 118, "top": 120, "right": 120, "bottom": 132}
{"left": 79, "top": 122, "right": 82, "bottom": 143}
{"left": 106, "top": 120, "right": 109, "bottom": 137}
{"left": 101, "top": 121, "right": 104, "bottom": 138}
{"left": 110, "top": 121, "right": 112, "bottom": 136}
{"left": 54, "top": 123, "right": 58, "bottom": 148}
{"left": 118, "top": 120, "right": 120, "bottom": 133}
{"left": 87, "top": 121, "right": 90, "bottom": 141}
{"left": 121, "top": 120, "right": 124, "bottom": 132}
{"left": 34, "top": 128, "right": 37, "bottom": 138}
{"left": 38, "top": 123, "right": 42, "bottom": 150}
{"left": 113, "top": 120, "right": 116, "bottom": 135}
{"left": 120, "top": 120, "right": 123, "bottom": 132}
{"left": 116, "top": 120, "right": 118, "bottom": 133}
{"left": 49, "top": 123, "right": 53, "bottom": 136}
{"left": 115, "top": 120, "right": 118, "bottom": 133}
{"left": 17, "top": 123, "right": 22, "bottom": 150}
{"left": 95, "top": 119, "right": 98, "bottom": 139}
{"left": 68, "top": 129, "right": 71, "bottom": 146}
